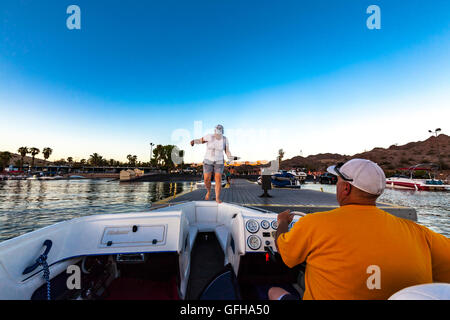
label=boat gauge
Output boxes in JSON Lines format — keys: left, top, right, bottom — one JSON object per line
{"left": 260, "top": 220, "right": 270, "bottom": 229}
{"left": 289, "top": 221, "right": 295, "bottom": 229}
{"left": 271, "top": 220, "right": 278, "bottom": 230}
{"left": 246, "top": 219, "right": 260, "bottom": 233}
{"left": 247, "top": 235, "right": 262, "bottom": 250}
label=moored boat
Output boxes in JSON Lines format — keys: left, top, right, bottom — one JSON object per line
{"left": 386, "top": 164, "right": 450, "bottom": 191}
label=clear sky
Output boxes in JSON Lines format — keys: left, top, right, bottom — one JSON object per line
{"left": 1, "top": 0, "right": 449, "bottom": 164}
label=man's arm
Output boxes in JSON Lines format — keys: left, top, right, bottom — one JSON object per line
{"left": 276, "top": 212, "right": 314, "bottom": 268}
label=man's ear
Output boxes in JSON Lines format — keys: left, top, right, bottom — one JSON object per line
{"left": 343, "top": 182, "right": 352, "bottom": 195}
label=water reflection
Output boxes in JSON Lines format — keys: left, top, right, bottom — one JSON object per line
{"left": 36, "top": 181, "right": 47, "bottom": 209}
{"left": 87, "top": 180, "right": 100, "bottom": 204}
{"left": 0, "top": 179, "right": 191, "bottom": 242}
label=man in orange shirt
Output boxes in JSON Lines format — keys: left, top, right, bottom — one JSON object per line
{"left": 269, "top": 159, "right": 450, "bottom": 300}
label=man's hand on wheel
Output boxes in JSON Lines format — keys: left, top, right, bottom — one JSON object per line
{"left": 278, "top": 210, "right": 294, "bottom": 224}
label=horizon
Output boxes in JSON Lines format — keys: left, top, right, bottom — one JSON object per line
{"left": 4, "top": 132, "right": 448, "bottom": 165}
{"left": 1, "top": 1, "right": 449, "bottom": 163}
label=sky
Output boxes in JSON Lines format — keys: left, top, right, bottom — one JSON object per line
{"left": 0, "top": 0, "right": 449, "bottom": 164}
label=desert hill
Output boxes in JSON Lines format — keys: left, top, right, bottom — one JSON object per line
{"left": 281, "top": 134, "right": 450, "bottom": 174}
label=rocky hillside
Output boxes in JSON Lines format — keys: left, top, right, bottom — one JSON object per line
{"left": 282, "top": 134, "right": 450, "bottom": 175}
{"left": 4, "top": 153, "right": 51, "bottom": 168}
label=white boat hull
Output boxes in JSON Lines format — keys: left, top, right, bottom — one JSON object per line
{"left": 386, "top": 178, "right": 450, "bottom": 191}
{"left": 0, "top": 201, "right": 297, "bottom": 300}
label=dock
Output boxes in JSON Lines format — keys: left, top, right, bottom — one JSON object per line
{"left": 154, "top": 179, "right": 417, "bottom": 221}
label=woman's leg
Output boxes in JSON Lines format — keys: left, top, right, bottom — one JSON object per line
{"left": 204, "top": 172, "right": 212, "bottom": 200}
{"left": 214, "top": 172, "right": 222, "bottom": 203}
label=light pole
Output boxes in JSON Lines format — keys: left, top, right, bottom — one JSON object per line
{"left": 428, "top": 128, "right": 442, "bottom": 170}
{"left": 150, "top": 142, "right": 154, "bottom": 166}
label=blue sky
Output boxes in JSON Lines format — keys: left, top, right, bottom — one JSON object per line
{"left": 1, "top": 0, "right": 449, "bottom": 163}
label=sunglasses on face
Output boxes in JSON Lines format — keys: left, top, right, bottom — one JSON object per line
{"left": 334, "top": 162, "right": 353, "bottom": 182}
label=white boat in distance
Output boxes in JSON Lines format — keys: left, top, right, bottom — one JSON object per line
{"left": 0, "top": 201, "right": 447, "bottom": 300}
{"left": 386, "top": 164, "right": 450, "bottom": 191}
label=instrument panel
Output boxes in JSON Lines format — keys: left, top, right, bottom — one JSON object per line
{"left": 244, "top": 217, "right": 298, "bottom": 252}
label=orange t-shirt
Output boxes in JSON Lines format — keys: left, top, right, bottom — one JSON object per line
{"left": 277, "top": 205, "right": 450, "bottom": 300}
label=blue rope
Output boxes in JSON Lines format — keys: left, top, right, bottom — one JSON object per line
{"left": 37, "top": 255, "right": 51, "bottom": 300}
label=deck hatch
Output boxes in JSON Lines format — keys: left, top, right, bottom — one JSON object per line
{"left": 100, "top": 225, "right": 166, "bottom": 248}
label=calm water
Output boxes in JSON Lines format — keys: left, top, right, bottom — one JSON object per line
{"left": 302, "top": 183, "right": 450, "bottom": 237}
{"left": 0, "top": 179, "right": 194, "bottom": 242}
{"left": 0, "top": 179, "right": 448, "bottom": 243}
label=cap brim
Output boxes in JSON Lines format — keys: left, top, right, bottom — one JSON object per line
{"left": 327, "top": 165, "right": 338, "bottom": 176}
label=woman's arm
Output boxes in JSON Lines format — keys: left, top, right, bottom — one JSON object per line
{"left": 190, "top": 137, "right": 206, "bottom": 146}
{"left": 224, "top": 138, "right": 238, "bottom": 160}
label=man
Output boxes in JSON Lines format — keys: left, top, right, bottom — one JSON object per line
{"left": 225, "top": 168, "right": 232, "bottom": 187}
{"left": 269, "top": 159, "right": 450, "bottom": 300}
{"left": 190, "top": 124, "right": 238, "bottom": 203}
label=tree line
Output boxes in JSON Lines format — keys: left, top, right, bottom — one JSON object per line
{"left": 0, "top": 144, "right": 185, "bottom": 172}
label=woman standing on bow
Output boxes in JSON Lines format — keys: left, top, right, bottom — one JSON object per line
{"left": 190, "top": 124, "right": 238, "bottom": 203}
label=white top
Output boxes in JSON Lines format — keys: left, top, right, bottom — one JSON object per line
{"left": 203, "top": 134, "right": 232, "bottom": 164}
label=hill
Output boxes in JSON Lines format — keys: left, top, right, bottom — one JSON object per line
{"left": 2, "top": 153, "right": 52, "bottom": 168}
{"left": 281, "top": 134, "right": 450, "bottom": 174}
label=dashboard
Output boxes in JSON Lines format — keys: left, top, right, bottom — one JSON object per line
{"left": 243, "top": 217, "right": 299, "bottom": 253}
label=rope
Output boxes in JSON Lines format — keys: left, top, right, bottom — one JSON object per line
{"left": 37, "top": 255, "right": 51, "bottom": 300}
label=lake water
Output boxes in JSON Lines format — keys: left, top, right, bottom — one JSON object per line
{"left": 0, "top": 179, "right": 448, "bottom": 243}
{"left": 0, "top": 179, "right": 194, "bottom": 242}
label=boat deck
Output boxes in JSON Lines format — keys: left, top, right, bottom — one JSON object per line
{"left": 155, "top": 179, "right": 417, "bottom": 221}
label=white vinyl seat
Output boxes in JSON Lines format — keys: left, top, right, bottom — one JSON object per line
{"left": 389, "top": 283, "right": 450, "bottom": 300}
{"left": 189, "top": 226, "right": 198, "bottom": 249}
{"left": 214, "top": 225, "right": 229, "bottom": 253}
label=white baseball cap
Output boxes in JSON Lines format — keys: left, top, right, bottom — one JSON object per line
{"left": 327, "top": 159, "right": 386, "bottom": 195}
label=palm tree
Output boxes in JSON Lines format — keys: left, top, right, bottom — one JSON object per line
{"left": 127, "top": 155, "right": 138, "bottom": 167}
{"left": 153, "top": 145, "right": 165, "bottom": 168}
{"left": 17, "top": 147, "right": 29, "bottom": 171}
{"left": 163, "top": 145, "right": 176, "bottom": 170}
{"left": 0, "top": 152, "right": 13, "bottom": 172}
{"left": 89, "top": 153, "right": 103, "bottom": 166}
{"left": 278, "top": 149, "right": 285, "bottom": 169}
{"left": 42, "top": 147, "right": 53, "bottom": 162}
{"left": 29, "top": 147, "right": 40, "bottom": 172}
{"left": 179, "top": 150, "right": 185, "bottom": 170}
{"left": 67, "top": 157, "right": 73, "bottom": 166}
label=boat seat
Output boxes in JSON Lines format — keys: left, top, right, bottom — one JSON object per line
{"left": 214, "top": 225, "right": 229, "bottom": 253}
